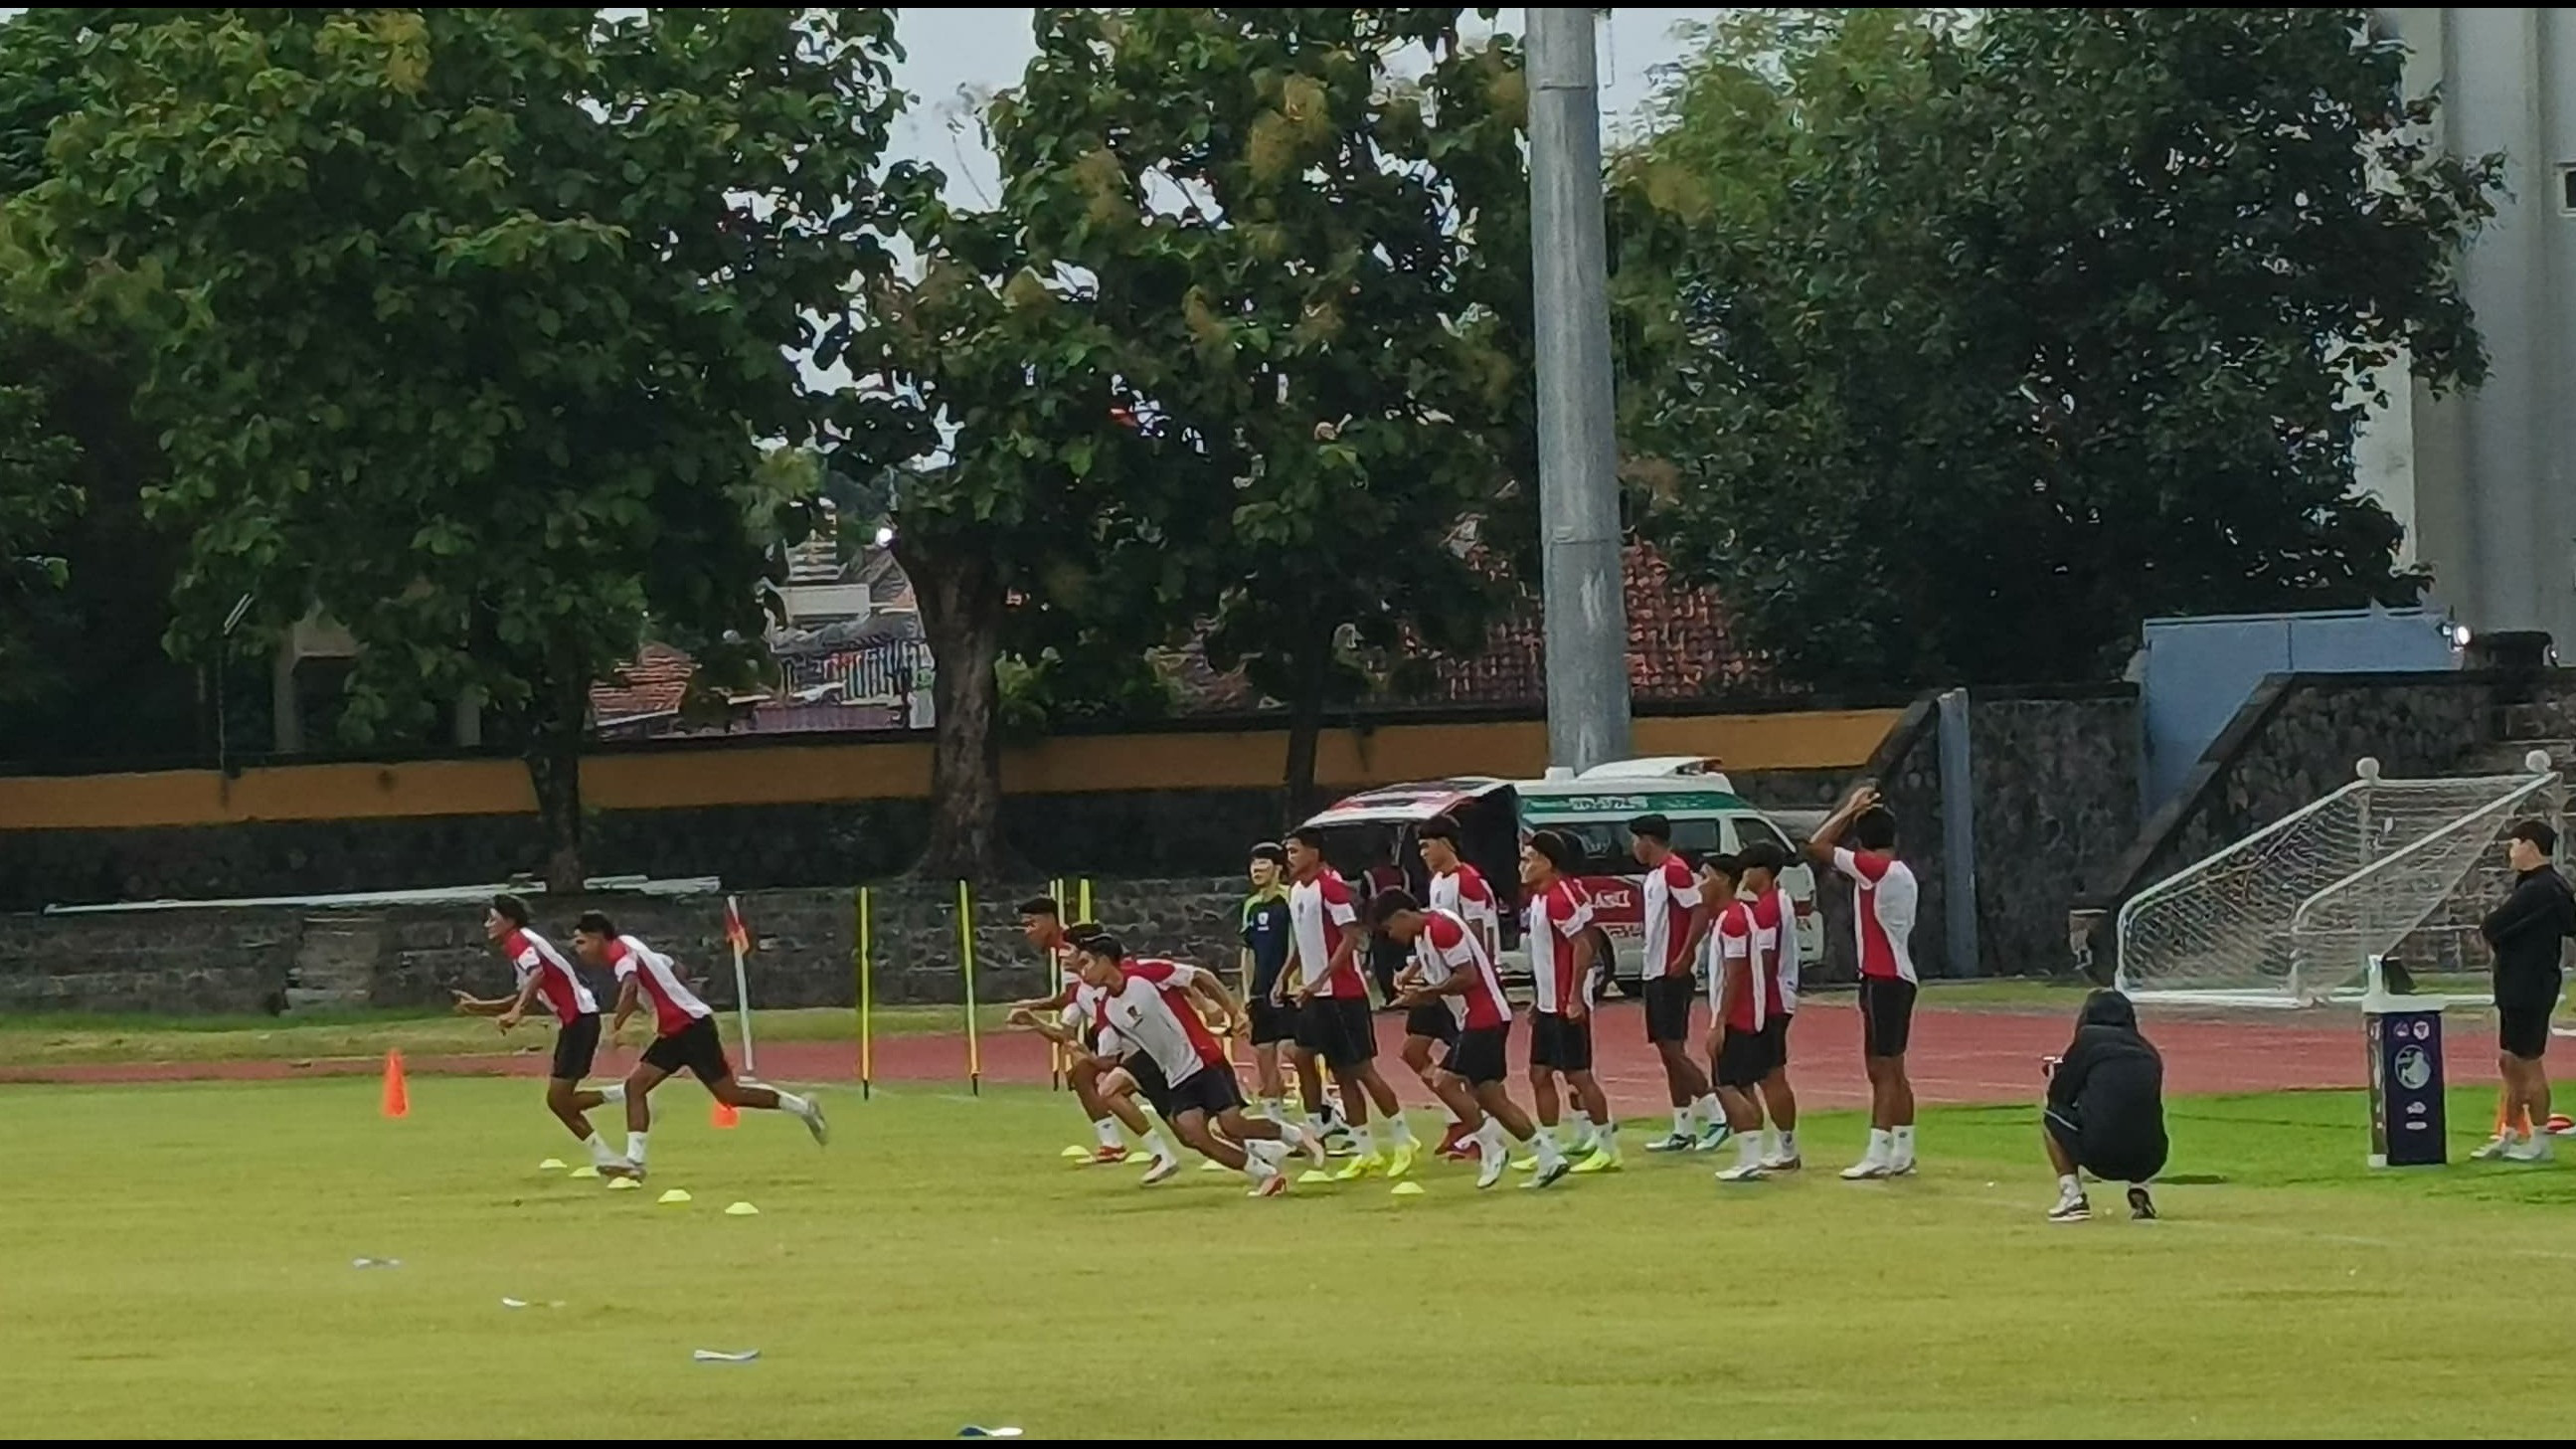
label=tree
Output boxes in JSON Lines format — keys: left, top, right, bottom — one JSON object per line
{"left": 11, "top": 9, "right": 933, "bottom": 887}
{"left": 1614, "top": 8, "right": 2501, "bottom": 690}
{"left": 991, "top": 8, "right": 1535, "bottom": 817}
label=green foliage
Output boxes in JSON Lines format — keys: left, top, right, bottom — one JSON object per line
{"left": 1616, "top": 8, "right": 2502, "bottom": 690}
{"left": 989, "top": 8, "right": 1535, "bottom": 804}
{"left": 5, "top": 9, "right": 931, "bottom": 874}
{"left": 0, "top": 377, "right": 83, "bottom": 704}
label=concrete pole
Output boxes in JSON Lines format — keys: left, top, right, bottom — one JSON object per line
{"left": 1527, "top": 8, "right": 1632, "bottom": 774}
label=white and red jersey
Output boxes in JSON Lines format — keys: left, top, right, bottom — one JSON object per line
{"left": 503, "top": 927, "right": 597, "bottom": 1025}
{"left": 1753, "top": 884, "right": 1802, "bottom": 1012}
{"left": 1428, "top": 863, "right": 1500, "bottom": 948}
{"left": 1288, "top": 869, "right": 1366, "bottom": 999}
{"left": 1524, "top": 879, "right": 1594, "bottom": 1015}
{"left": 1059, "top": 980, "right": 1123, "bottom": 1056}
{"left": 1638, "top": 854, "right": 1704, "bottom": 980}
{"left": 1712, "top": 899, "right": 1782, "bottom": 1029}
{"left": 1412, "top": 907, "right": 1511, "bottom": 1030}
{"left": 603, "top": 933, "right": 712, "bottom": 1037}
{"left": 1832, "top": 847, "right": 1919, "bottom": 984}
{"left": 1098, "top": 959, "right": 1227, "bottom": 1086}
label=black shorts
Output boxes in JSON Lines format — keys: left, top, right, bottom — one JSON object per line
{"left": 1528, "top": 1012, "right": 1594, "bottom": 1073}
{"left": 550, "top": 1012, "right": 601, "bottom": 1081}
{"left": 1141, "top": 1061, "right": 1244, "bottom": 1121}
{"left": 1248, "top": 996, "right": 1299, "bottom": 1047}
{"left": 1643, "top": 976, "right": 1696, "bottom": 1044}
{"left": 1444, "top": 1022, "right": 1511, "bottom": 1086}
{"left": 1295, "top": 996, "right": 1378, "bottom": 1068}
{"left": 2045, "top": 1103, "right": 2167, "bottom": 1183}
{"left": 1860, "top": 977, "right": 1918, "bottom": 1057}
{"left": 2498, "top": 997, "right": 2555, "bottom": 1062}
{"left": 1404, "top": 1003, "right": 1460, "bottom": 1044}
{"left": 1120, "top": 1052, "right": 1169, "bottom": 1108}
{"left": 1715, "top": 1017, "right": 1786, "bottom": 1090}
{"left": 640, "top": 1014, "right": 732, "bottom": 1084}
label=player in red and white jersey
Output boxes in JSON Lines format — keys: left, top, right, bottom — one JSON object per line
{"left": 1517, "top": 830, "right": 1610, "bottom": 1184}
{"left": 1070, "top": 935, "right": 1322, "bottom": 1195}
{"left": 1807, "top": 785, "right": 1924, "bottom": 1179}
{"left": 1736, "top": 842, "right": 1804, "bottom": 1172}
{"left": 1629, "top": 815, "right": 1720, "bottom": 1154}
{"left": 1373, "top": 891, "right": 1552, "bottom": 1190}
{"left": 1278, "top": 827, "right": 1421, "bottom": 1178}
{"left": 1707, "top": 850, "right": 1790, "bottom": 1183}
{"left": 451, "top": 894, "right": 625, "bottom": 1172}
{"left": 573, "top": 911, "right": 826, "bottom": 1181}
{"left": 1002, "top": 897, "right": 1168, "bottom": 1170}
{"left": 1414, "top": 815, "right": 1499, "bottom": 1157}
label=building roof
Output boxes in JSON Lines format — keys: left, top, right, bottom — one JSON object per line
{"left": 1422, "top": 541, "right": 1757, "bottom": 706}
{"left": 590, "top": 641, "right": 697, "bottom": 726}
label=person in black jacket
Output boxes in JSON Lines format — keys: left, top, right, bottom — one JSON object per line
{"left": 2474, "top": 819, "right": 2576, "bottom": 1163}
{"left": 2042, "top": 990, "right": 2168, "bottom": 1222}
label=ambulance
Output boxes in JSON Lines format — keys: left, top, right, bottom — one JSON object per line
{"left": 1298, "top": 757, "right": 1823, "bottom": 995}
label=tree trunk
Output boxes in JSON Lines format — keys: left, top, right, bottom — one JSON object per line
{"left": 906, "top": 540, "right": 1011, "bottom": 878}
{"left": 1282, "top": 629, "right": 1333, "bottom": 825}
{"left": 523, "top": 669, "right": 589, "bottom": 896}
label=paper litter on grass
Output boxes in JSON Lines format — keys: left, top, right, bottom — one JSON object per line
{"left": 350, "top": 1257, "right": 403, "bottom": 1269}
{"left": 501, "top": 1298, "right": 529, "bottom": 1310}
{"left": 692, "top": 1350, "right": 760, "bottom": 1363}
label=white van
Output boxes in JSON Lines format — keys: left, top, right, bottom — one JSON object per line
{"left": 1300, "top": 757, "right": 1823, "bottom": 995}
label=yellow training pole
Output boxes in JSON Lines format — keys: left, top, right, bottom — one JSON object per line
{"left": 1047, "top": 876, "right": 1066, "bottom": 1091}
{"left": 958, "top": 878, "right": 981, "bottom": 1096}
{"left": 857, "top": 886, "right": 874, "bottom": 1100}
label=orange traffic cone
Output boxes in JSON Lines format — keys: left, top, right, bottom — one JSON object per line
{"left": 381, "top": 1050, "right": 410, "bottom": 1120}
{"left": 710, "top": 1099, "right": 739, "bottom": 1130}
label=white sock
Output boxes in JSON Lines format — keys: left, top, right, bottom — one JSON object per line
{"left": 1260, "top": 1097, "right": 1286, "bottom": 1125}
{"left": 1761, "top": 1126, "right": 1779, "bottom": 1159}
{"left": 1866, "top": 1127, "right": 1892, "bottom": 1164}
{"left": 1694, "top": 1094, "right": 1721, "bottom": 1128}
{"left": 1891, "top": 1125, "right": 1916, "bottom": 1163}
{"left": 1476, "top": 1118, "right": 1507, "bottom": 1159}
{"left": 1247, "top": 1139, "right": 1288, "bottom": 1167}
{"left": 581, "top": 1133, "right": 617, "bottom": 1168}
{"left": 1240, "top": 1153, "right": 1273, "bottom": 1183}
{"left": 1145, "top": 1129, "right": 1176, "bottom": 1162}
{"left": 1778, "top": 1129, "right": 1799, "bottom": 1159}
{"left": 625, "top": 1131, "right": 649, "bottom": 1166}
{"left": 774, "top": 1092, "right": 809, "bottom": 1117}
{"left": 1384, "top": 1115, "right": 1418, "bottom": 1146}
{"left": 1571, "top": 1110, "right": 1597, "bottom": 1150}
{"left": 1354, "top": 1123, "right": 1378, "bottom": 1159}
{"left": 2057, "top": 1173, "right": 2081, "bottom": 1199}
{"left": 1093, "top": 1117, "right": 1122, "bottom": 1148}
{"left": 1671, "top": 1109, "right": 1691, "bottom": 1137}
{"left": 1536, "top": 1131, "right": 1567, "bottom": 1169}
{"left": 598, "top": 1084, "right": 626, "bottom": 1105}
{"left": 1735, "top": 1133, "right": 1763, "bottom": 1170}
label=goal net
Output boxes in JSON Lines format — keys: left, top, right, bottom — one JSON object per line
{"left": 2115, "top": 754, "right": 2561, "bottom": 1006}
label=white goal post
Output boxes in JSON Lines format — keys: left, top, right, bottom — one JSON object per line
{"left": 2115, "top": 752, "right": 2562, "bottom": 1007}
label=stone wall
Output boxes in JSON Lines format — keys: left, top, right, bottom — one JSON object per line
{"left": 3, "top": 877, "right": 1251, "bottom": 1016}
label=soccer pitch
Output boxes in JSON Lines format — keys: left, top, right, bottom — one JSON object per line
{"left": 5, "top": 1078, "right": 2574, "bottom": 1439}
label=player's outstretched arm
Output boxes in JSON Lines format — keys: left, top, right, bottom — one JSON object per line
{"left": 1805, "top": 783, "right": 1879, "bottom": 865}
{"left": 451, "top": 990, "right": 510, "bottom": 1016}
{"left": 494, "top": 970, "right": 546, "bottom": 1030}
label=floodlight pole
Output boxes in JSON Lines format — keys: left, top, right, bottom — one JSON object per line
{"left": 1527, "top": 7, "right": 1632, "bottom": 773}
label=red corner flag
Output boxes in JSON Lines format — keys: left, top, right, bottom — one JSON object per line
{"left": 725, "top": 898, "right": 752, "bottom": 958}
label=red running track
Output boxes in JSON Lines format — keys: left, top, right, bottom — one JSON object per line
{"left": 0, "top": 996, "right": 2508, "bottom": 1107}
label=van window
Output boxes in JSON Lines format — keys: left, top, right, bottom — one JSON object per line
{"left": 1545, "top": 816, "right": 1727, "bottom": 874}
{"left": 1732, "top": 815, "right": 1795, "bottom": 858}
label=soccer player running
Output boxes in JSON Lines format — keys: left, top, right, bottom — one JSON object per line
{"left": 573, "top": 912, "right": 825, "bottom": 1180}
{"left": 1373, "top": 889, "right": 1560, "bottom": 1189}
{"left": 1806, "top": 785, "right": 1923, "bottom": 1179}
{"left": 1004, "top": 897, "right": 1164, "bottom": 1167}
{"left": 1521, "top": 829, "right": 1618, "bottom": 1177}
{"left": 1630, "top": 815, "right": 1720, "bottom": 1152}
{"left": 1415, "top": 815, "right": 1499, "bottom": 1158}
{"left": 1709, "top": 852, "right": 1791, "bottom": 1182}
{"left": 1277, "top": 826, "right": 1422, "bottom": 1178}
{"left": 451, "top": 893, "right": 625, "bottom": 1172}
{"left": 1071, "top": 933, "right": 1322, "bottom": 1195}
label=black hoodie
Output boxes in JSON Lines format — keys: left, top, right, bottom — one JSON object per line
{"left": 2481, "top": 865, "right": 2576, "bottom": 1001}
{"left": 2048, "top": 991, "right": 2166, "bottom": 1168}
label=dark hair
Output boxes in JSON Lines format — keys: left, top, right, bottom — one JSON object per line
{"left": 1672, "top": 847, "right": 1701, "bottom": 871}
{"left": 490, "top": 893, "right": 532, "bottom": 928}
{"left": 1418, "top": 815, "right": 1460, "bottom": 844}
{"left": 1249, "top": 842, "right": 1287, "bottom": 866}
{"left": 1288, "top": 824, "right": 1327, "bottom": 851}
{"left": 1699, "top": 851, "right": 1742, "bottom": 881}
{"left": 1017, "top": 896, "right": 1061, "bottom": 919}
{"left": 574, "top": 910, "right": 617, "bottom": 938}
{"left": 1628, "top": 813, "right": 1672, "bottom": 842}
{"left": 2509, "top": 818, "right": 2560, "bottom": 856}
{"left": 1852, "top": 807, "right": 1899, "bottom": 852}
{"left": 1368, "top": 886, "right": 1422, "bottom": 926}
{"left": 1063, "top": 920, "right": 1105, "bottom": 944}
{"left": 1527, "top": 829, "right": 1578, "bottom": 876}
{"left": 1736, "top": 841, "right": 1788, "bottom": 875}
{"left": 1076, "top": 931, "right": 1125, "bottom": 962}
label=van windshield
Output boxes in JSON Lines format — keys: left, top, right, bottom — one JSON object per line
{"left": 1545, "top": 817, "right": 1728, "bottom": 876}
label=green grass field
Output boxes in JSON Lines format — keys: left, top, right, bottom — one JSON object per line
{"left": 5, "top": 1077, "right": 2575, "bottom": 1438}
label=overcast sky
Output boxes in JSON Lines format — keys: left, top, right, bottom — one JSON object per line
{"left": 890, "top": 8, "right": 1725, "bottom": 206}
